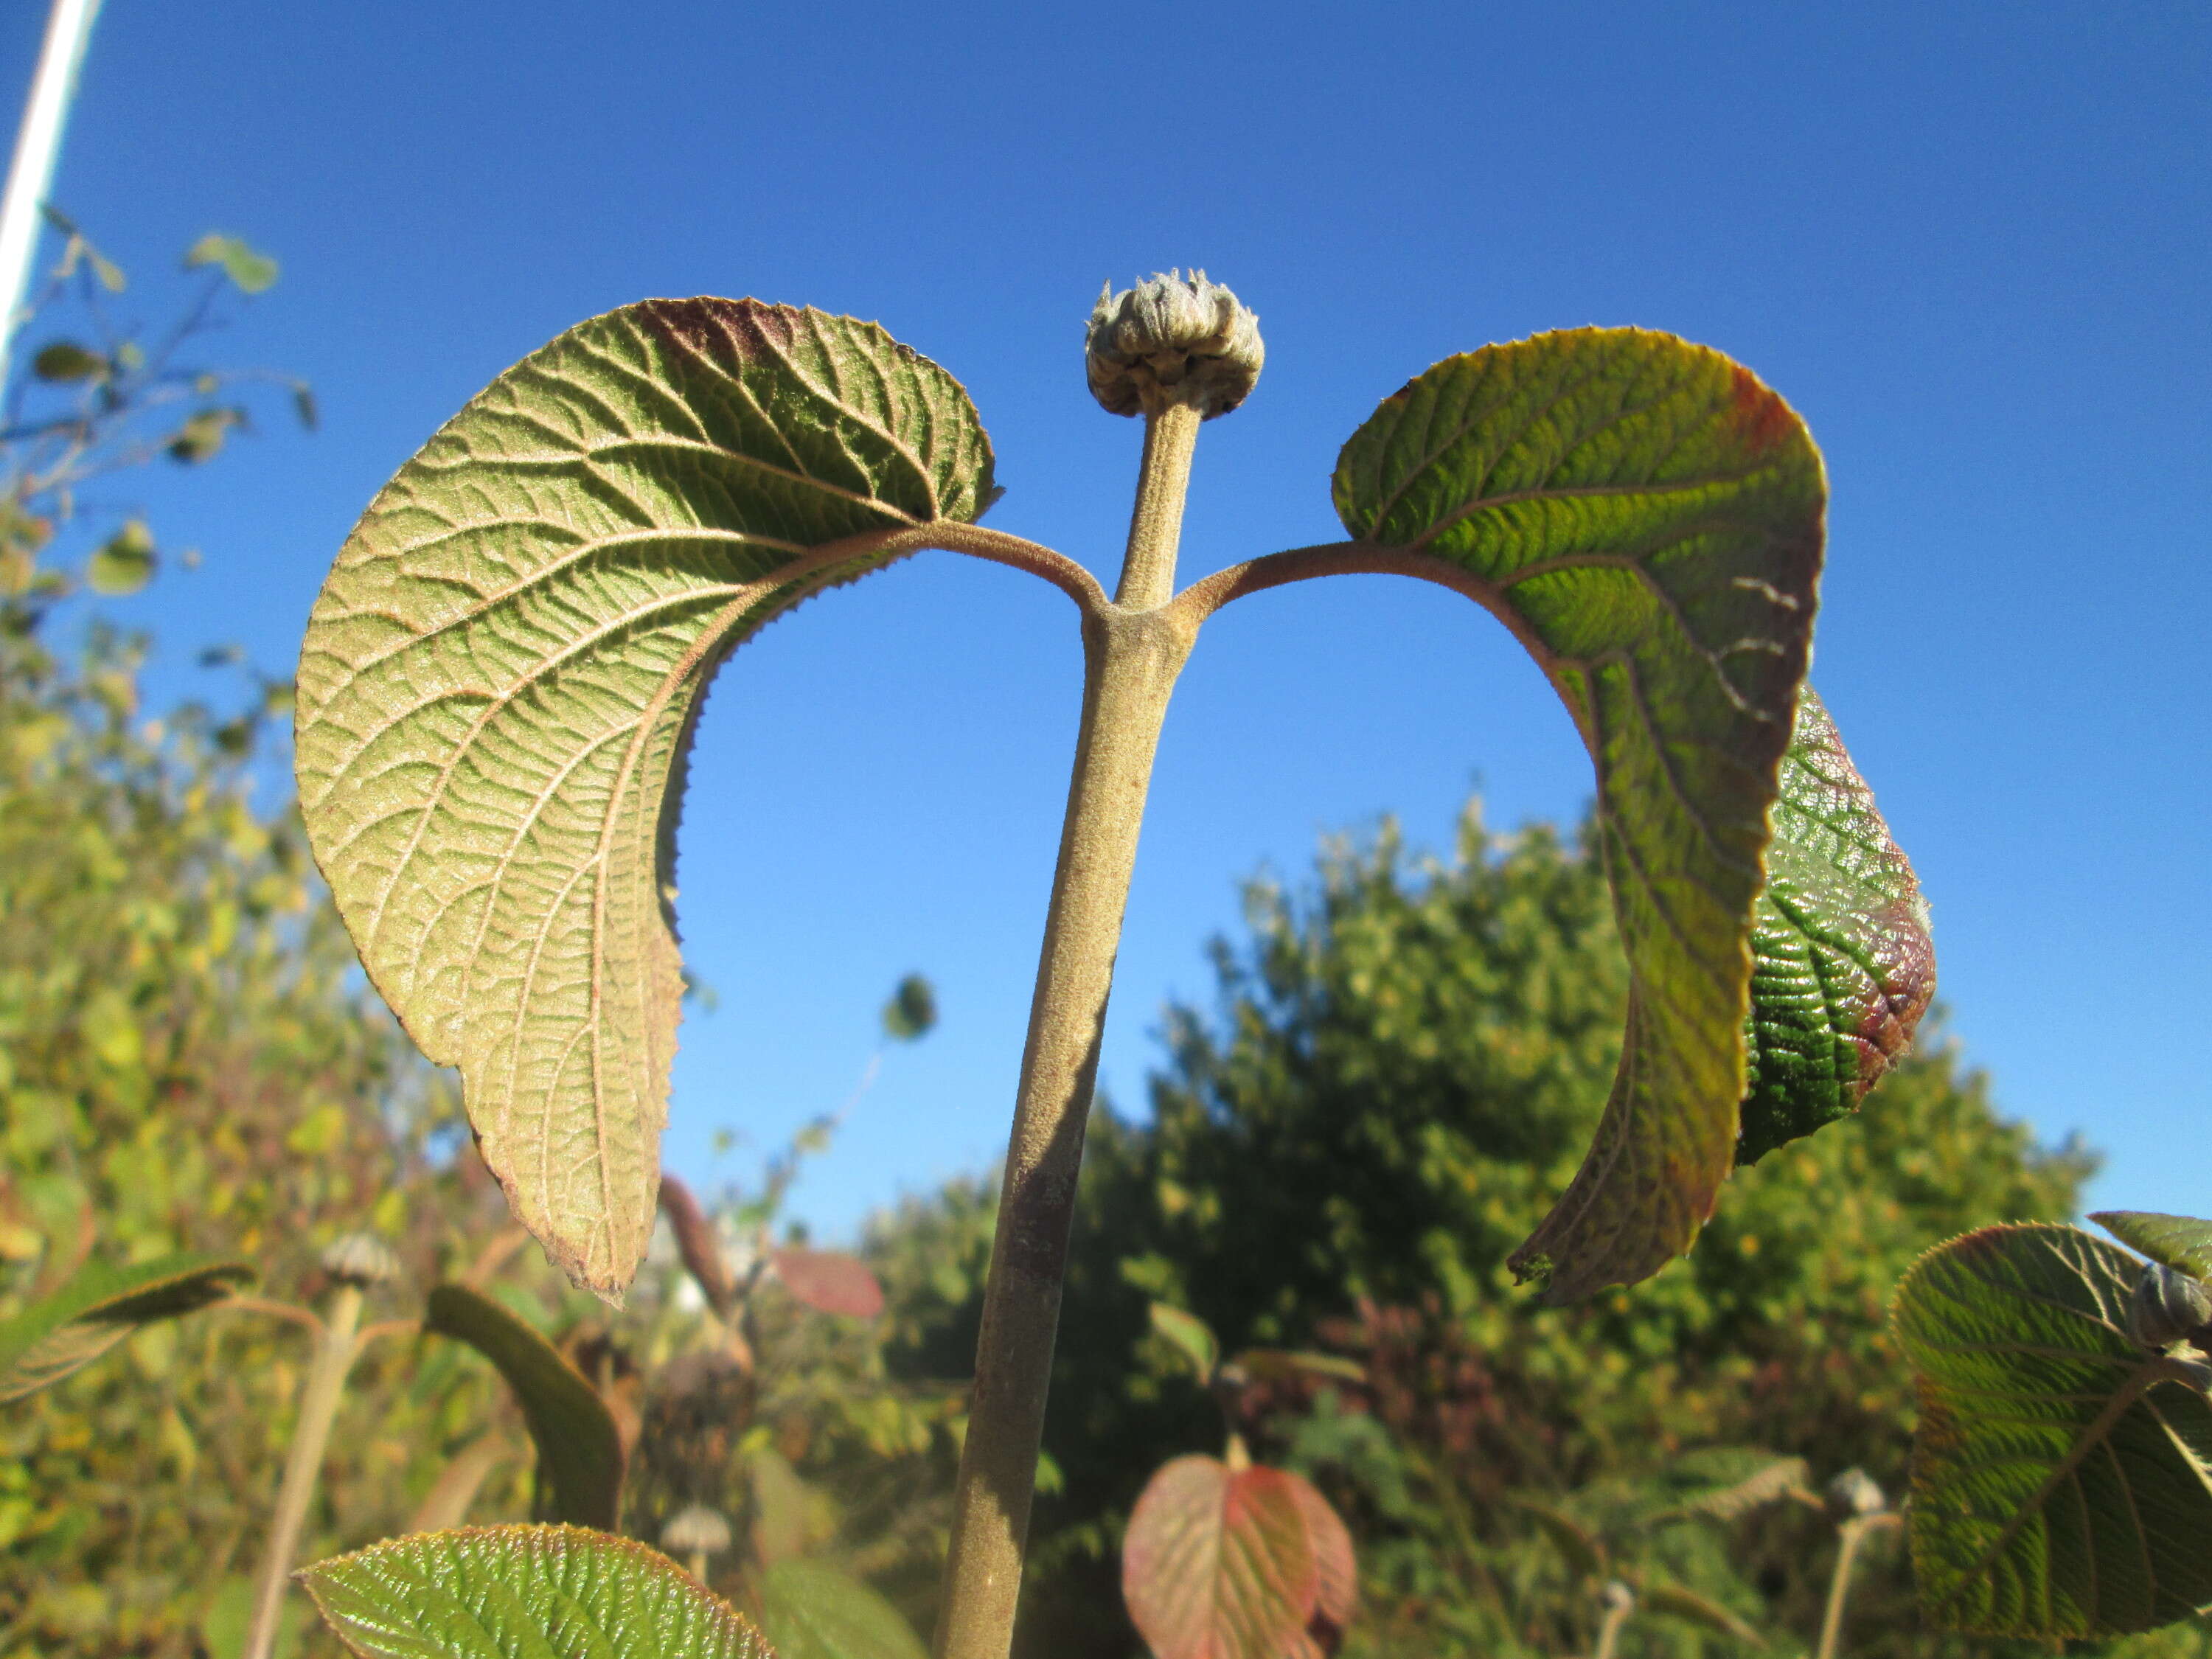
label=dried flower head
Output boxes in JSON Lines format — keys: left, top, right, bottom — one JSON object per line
{"left": 1826, "top": 1467, "right": 1888, "bottom": 1518}
{"left": 660, "top": 1503, "right": 733, "bottom": 1557}
{"left": 319, "top": 1231, "right": 400, "bottom": 1287}
{"left": 1085, "top": 271, "right": 1263, "bottom": 419}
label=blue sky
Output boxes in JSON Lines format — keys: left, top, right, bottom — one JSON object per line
{"left": 6, "top": 2, "right": 2206, "bottom": 1244}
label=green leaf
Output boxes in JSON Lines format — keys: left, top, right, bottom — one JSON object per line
{"left": 1123, "top": 1456, "right": 1321, "bottom": 1659}
{"left": 745, "top": 1445, "right": 813, "bottom": 1567}
{"left": 1893, "top": 1222, "right": 2212, "bottom": 1636}
{"left": 1638, "top": 1581, "right": 1765, "bottom": 1645}
{"left": 88, "top": 519, "right": 156, "bottom": 595}
{"left": 32, "top": 340, "right": 105, "bottom": 383}
{"left": 167, "top": 408, "right": 237, "bottom": 466}
{"left": 1151, "top": 1301, "right": 1221, "bottom": 1384}
{"left": 1654, "top": 1453, "right": 1814, "bottom": 1522}
{"left": 424, "top": 1284, "right": 625, "bottom": 1529}
{"left": 0, "top": 1252, "right": 252, "bottom": 1402}
{"left": 1509, "top": 1497, "right": 1607, "bottom": 1579}
{"left": 293, "top": 382, "right": 319, "bottom": 431}
{"left": 2093, "top": 1212, "right": 2212, "bottom": 1279}
{"left": 1332, "top": 328, "right": 1823, "bottom": 1301}
{"left": 768, "top": 1247, "right": 884, "bottom": 1318}
{"left": 295, "top": 299, "right": 996, "bottom": 1296}
{"left": 1736, "top": 688, "right": 1933, "bottom": 1162}
{"left": 880, "top": 972, "right": 937, "bottom": 1041}
{"left": 754, "top": 1559, "right": 926, "bottom": 1659}
{"left": 183, "top": 233, "right": 278, "bottom": 294}
{"left": 299, "top": 1524, "right": 771, "bottom": 1659}
{"left": 1231, "top": 1348, "right": 1366, "bottom": 1388}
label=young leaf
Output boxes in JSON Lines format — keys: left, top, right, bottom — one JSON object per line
{"left": 183, "top": 232, "right": 279, "bottom": 295}
{"left": 880, "top": 972, "right": 937, "bottom": 1041}
{"left": 754, "top": 1558, "right": 928, "bottom": 1659}
{"left": 1151, "top": 1301, "right": 1221, "bottom": 1384}
{"left": 1893, "top": 1223, "right": 2212, "bottom": 1637}
{"left": 1332, "top": 329, "right": 1824, "bottom": 1301}
{"left": 1736, "top": 688, "right": 1933, "bottom": 1162}
{"left": 424, "top": 1284, "right": 625, "bottom": 1529}
{"left": 88, "top": 519, "right": 157, "bottom": 595}
{"left": 2092, "top": 1212, "right": 2212, "bottom": 1279}
{"left": 299, "top": 1523, "right": 771, "bottom": 1659}
{"left": 32, "top": 340, "right": 105, "bottom": 383}
{"left": 1123, "top": 1455, "right": 1321, "bottom": 1659}
{"left": 295, "top": 299, "right": 997, "bottom": 1298}
{"left": 0, "top": 1252, "right": 251, "bottom": 1402}
{"left": 768, "top": 1247, "right": 885, "bottom": 1318}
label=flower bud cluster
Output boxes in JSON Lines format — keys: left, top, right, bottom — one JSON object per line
{"left": 1085, "top": 271, "right": 1263, "bottom": 420}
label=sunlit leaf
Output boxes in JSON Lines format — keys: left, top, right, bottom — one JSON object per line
{"left": 2093, "top": 1212, "right": 2212, "bottom": 1280}
{"left": 299, "top": 1524, "right": 770, "bottom": 1659}
{"left": 1332, "top": 328, "right": 1823, "bottom": 1300}
{"left": 1655, "top": 1453, "right": 1814, "bottom": 1522}
{"left": 0, "top": 1253, "right": 251, "bottom": 1402}
{"left": 1893, "top": 1223, "right": 2212, "bottom": 1636}
{"left": 1736, "top": 688, "right": 1933, "bottom": 1161}
{"left": 768, "top": 1247, "right": 883, "bottom": 1318}
{"left": 88, "top": 520, "right": 156, "bottom": 595}
{"left": 1231, "top": 1348, "right": 1366, "bottom": 1388}
{"left": 1285, "top": 1470, "right": 1356, "bottom": 1650}
{"left": 183, "top": 233, "right": 278, "bottom": 295}
{"left": 295, "top": 299, "right": 996, "bottom": 1297}
{"left": 1123, "top": 1455, "right": 1319, "bottom": 1659}
{"left": 754, "top": 1558, "right": 925, "bottom": 1659}
{"left": 424, "top": 1284, "right": 625, "bottom": 1528}
{"left": 1151, "top": 1301, "right": 1220, "bottom": 1384}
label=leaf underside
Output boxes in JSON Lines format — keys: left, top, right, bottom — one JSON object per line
{"left": 2092, "top": 1212, "right": 2212, "bottom": 1281}
{"left": 1123, "top": 1455, "right": 1321, "bottom": 1659}
{"left": 299, "top": 1523, "right": 771, "bottom": 1659}
{"left": 424, "top": 1284, "right": 625, "bottom": 1530}
{"left": 0, "top": 1252, "right": 252, "bottom": 1402}
{"left": 295, "top": 298, "right": 995, "bottom": 1297}
{"left": 1893, "top": 1224, "right": 2212, "bottom": 1637}
{"left": 1736, "top": 687, "right": 1933, "bottom": 1163}
{"left": 1332, "top": 327, "right": 1825, "bottom": 1301}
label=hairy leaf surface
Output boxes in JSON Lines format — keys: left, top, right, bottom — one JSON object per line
{"left": 296, "top": 299, "right": 995, "bottom": 1296}
{"left": 425, "top": 1284, "right": 625, "bottom": 1529}
{"left": 1737, "top": 688, "right": 1933, "bottom": 1162}
{"left": 299, "top": 1524, "right": 770, "bottom": 1659}
{"left": 2092, "top": 1212, "right": 2212, "bottom": 1279}
{"left": 1123, "top": 1456, "right": 1320, "bottom": 1659}
{"left": 1332, "top": 328, "right": 1824, "bottom": 1298}
{"left": 1893, "top": 1224, "right": 2212, "bottom": 1636}
{"left": 0, "top": 1253, "right": 251, "bottom": 1402}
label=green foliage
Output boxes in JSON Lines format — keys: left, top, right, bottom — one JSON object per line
{"left": 425, "top": 1284, "right": 626, "bottom": 1529}
{"left": 883, "top": 974, "right": 939, "bottom": 1043}
{"left": 181, "top": 234, "right": 279, "bottom": 296}
{"left": 864, "top": 804, "right": 2087, "bottom": 1658}
{"left": 754, "top": 1558, "right": 931, "bottom": 1659}
{"left": 2094, "top": 1213, "right": 2212, "bottom": 1280}
{"left": 293, "top": 298, "right": 998, "bottom": 1297}
{"left": 1332, "top": 329, "right": 1825, "bottom": 1301}
{"left": 299, "top": 1525, "right": 771, "bottom": 1659}
{"left": 0, "top": 1252, "right": 251, "bottom": 1402}
{"left": 1893, "top": 1224, "right": 2212, "bottom": 1637}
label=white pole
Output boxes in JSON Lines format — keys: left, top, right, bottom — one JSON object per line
{"left": 0, "top": 0, "right": 105, "bottom": 391}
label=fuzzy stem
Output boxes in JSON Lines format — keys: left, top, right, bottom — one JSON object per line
{"left": 1816, "top": 1515, "right": 1878, "bottom": 1659}
{"left": 1593, "top": 1598, "right": 1632, "bottom": 1659}
{"left": 243, "top": 1283, "right": 362, "bottom": 1659}
{"left": 932, "top": 406, "right": 1202, "bottom": 1659}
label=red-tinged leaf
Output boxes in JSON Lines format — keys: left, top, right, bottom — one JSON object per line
{"left": 768, "top": 1248, "right": 884, "bottom": 1318}
{"left": 1124, "top": 1456, "right": 1319, "bottom": 1659}
{"left": 1286, "top": 1470, "right": 1356, "bottom": 1652}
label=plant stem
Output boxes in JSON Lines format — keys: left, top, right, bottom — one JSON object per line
{"left": 1816, "top": 1515, "right": 1878, "bottom": 1659}
{"left": 243, "top": 1283, "right": 363, "bottom": 1659}
{"left": 932, "top": 406, "right": 1202, "bottom": 1659}
{"left": 1592, "top": 1599, "right": 1632, "bottom": 1659}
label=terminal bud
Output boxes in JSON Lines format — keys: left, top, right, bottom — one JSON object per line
{"left": 319, "top": 1231, "right": 400, "bottom": 1288}
{"left": 2129, "top": 1259, "right": 2212, "bottom": 1350}
{"left": 1085, "top": 270, "right": 1263, "bottom": 419}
